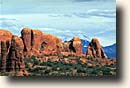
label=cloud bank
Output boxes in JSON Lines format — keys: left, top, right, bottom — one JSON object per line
{"left": 0, "top": 0, "right": 116, "bottom": 46}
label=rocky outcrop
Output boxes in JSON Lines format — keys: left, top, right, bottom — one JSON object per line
{"left": 0, "top": 41, "right": 9, "bottom": 72}
{"left": 63, "top": 42, "right": 71, "bottom": 52}
{"left": 0, "top": 28, "right": 115, "bottom": 76}
{"left": 21, "top": 28, "right": 43, "bottom": 57}
{"left": 40, "top": 34, "right": 63, "bottom": 55}
{"left": 21, "top": 28, "right": 63, "bottom": 57}
{"left": 0, "top": 30, "right": 12, "bottom": 72}
{"left": 31, "top": 29, "right": 43, "bottom": 56}
{"left": 63, "top": 37, "right": 82, "bottom": 56}
{"left": 0, "top": 30, "right": 12, "bottom": 55}
{"left": 21, "top": 28, "right": 32, "bottom": 57}
{"left": 7, "top": 35, "right": 25, "bottom": 73}
{"left": 0, "top": 30, "right": 26, "bottom": 75}
{"left": 70, "top": 37, "right": 82, "bottom": 56}
{"left": 21, "top": 28, "right": 82, "bottom": 57}
{"left": 87, "top": 38, "right": 107, "bottom": 58}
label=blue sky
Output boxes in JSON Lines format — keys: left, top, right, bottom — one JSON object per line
{"left": 0, "top": 0, "right": 116, "bottom": 46}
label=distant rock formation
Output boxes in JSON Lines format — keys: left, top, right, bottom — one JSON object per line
{"left": 69, "top": 37, "right": 82, "bottom": 56}
{"left": 63, "top": 36, "right": 82, "bottom": 56}
{"left": 87, "top": 38, "right": 107, "bottom": 58}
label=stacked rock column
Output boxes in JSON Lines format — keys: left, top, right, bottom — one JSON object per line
{"left": 1, "top": 41, "right": 8, "bottom": 72}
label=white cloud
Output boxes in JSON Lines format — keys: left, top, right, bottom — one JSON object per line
{"left": 0, "top": 9, "right": 116, "bottom": 46}
{"left": 42, "top": 28, "right": 54, "bottom": 31}
{"left": 0, "top": 17, "right": 24, "bottom": 35}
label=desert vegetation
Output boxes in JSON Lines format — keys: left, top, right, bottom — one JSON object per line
{"left": 24, "top": 55, "right": 116, "bottom": 76}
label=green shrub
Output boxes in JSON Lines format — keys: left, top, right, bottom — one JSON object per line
{"left": 87, "top": 56, "right": 93, "bottom": 61}
{"left": 44, "top": 69, "right": 51, "bottom": 74}
{"left": 24, "top": 56, "right": 40, "bottom": 67}
{"left": 24, "top": 56, "right": 116, "bottom": 76}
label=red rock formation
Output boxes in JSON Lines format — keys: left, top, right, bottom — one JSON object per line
{"left": 21, "top": 28, "right": 32, "bottom": 57}
{"left": 71, "top": 37, "right": 82, "bottom": 56}
{"left": 21, "top": 28, "right": 64, "bottom": 58}
{"left": 0, "top": 30, "right": 27, "bottom": 75}
{"left": 0, "top": 30, "right": 12, "bottom": 54}
{"left": 7, "top": 35, "right": 25, "bottom": 74}
{"left": 40, "top": 34, "right": 63, "bottom": 55}
{"left": 21, "top": 28, "right": 82, "bottom": 58}
{"left": 63, "top": 42, "right": 71, "bottom": 52}
{"left": 21, "top": 28, "right": 43, "bottom": 57}
{"left": 63, "top": 37, "right": 82, "bottom": 56}
{"left": 0, "top": 28, "right": 116, "bottom": 76}
{"left": 31, "top": 29, "right": 43, "bottom": 56}
{"left": 87, "top": 38, "right": 107, "bottom": 58}
{"left": 0, "top": 30, "right": 12, "bottom": 72}
{"left": 0, "top": 41, "right": 8, "bottom": 72}
{"left": 56, "top": 38, "right": 63, "bottom": 53}
{"left": 0, "top": 30, "right": 12, "bottom": 42}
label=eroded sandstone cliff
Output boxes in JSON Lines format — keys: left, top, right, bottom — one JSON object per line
{"left": 0, "top": 28, "right": 110, "bottom": 76}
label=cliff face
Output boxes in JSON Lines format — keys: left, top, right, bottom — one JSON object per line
{"left": 0, "top": 30, "right": 25, "bottom": 75}
{"left": 7, "top": 35, "right": 25, "bottom": 73}
{"left": 21, "top": 28, "right": 83, "bottom": 57}
{"left": 0, "top": 28, "right": 82, "bottom": 73}
{"left": 21, "top": 28, "right": 63, "bottom": 57}
{"left": 0, "top": 30, "right": 12, "bottom": 72}
{"left": 21, "top": 28, "right": 43, "bottom": 57}
{"left": 21, "top": 28, "right": 32, "bottom": 55}
{"left": 0, "top": 30, "right": 26, "bottom": 75}
{"left": 0, "top": 28, "right": 109, "bottom": 75}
